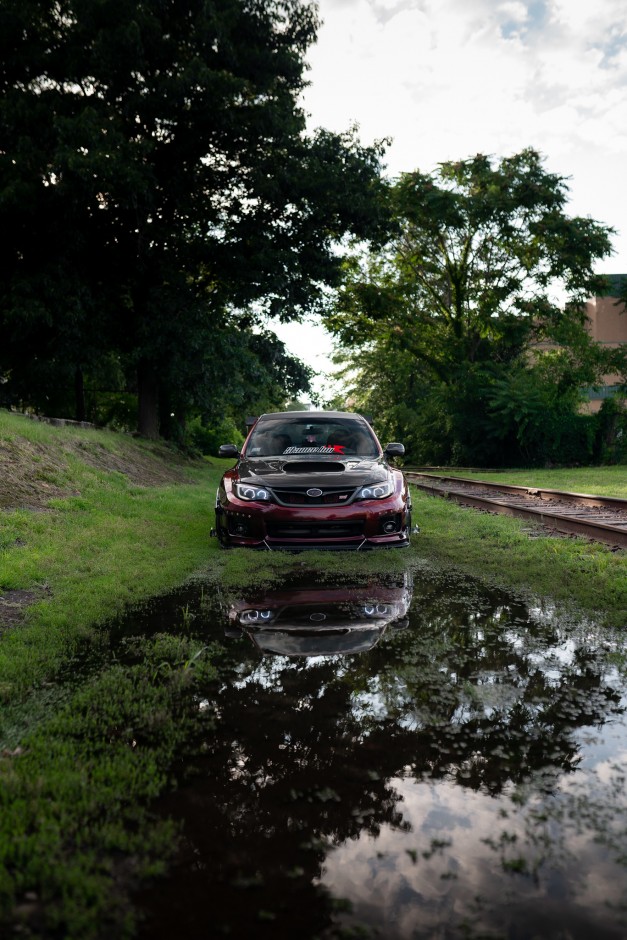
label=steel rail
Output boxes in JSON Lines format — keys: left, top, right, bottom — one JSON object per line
{"left": 405, "top": 472, "right": 627, "bottom": 549}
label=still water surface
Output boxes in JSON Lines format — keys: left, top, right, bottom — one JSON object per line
{"left": 134, "top": 562, "right": 627, "bottom": 939}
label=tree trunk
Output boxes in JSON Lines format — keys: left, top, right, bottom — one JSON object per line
{"left": 74, "top": 366, "right": 86, "bottom": 423}
{"left": 137, "top": 360, "right": 160, "bottom": 438}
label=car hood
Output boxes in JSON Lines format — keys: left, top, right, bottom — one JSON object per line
{"left": 249, "top": 625, "right": 386, "bottom": 656}
{"left": 237, "top": 454, "right": 389, "bottom": 488}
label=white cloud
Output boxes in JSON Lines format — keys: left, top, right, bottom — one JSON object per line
{"left": 319, "top": 773, "right": 627, "bottom": 936}
{"left": 498, "top": 1, "right": 529, "bottom": 22}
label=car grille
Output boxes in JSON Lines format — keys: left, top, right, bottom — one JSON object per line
{"left": 266, "top": 521, "right": 364, "bottom": 540}
{"left": 272, "top": 487, "right": 356, "bottom": 506}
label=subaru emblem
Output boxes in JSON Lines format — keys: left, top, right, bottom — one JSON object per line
{"left": 307, "top": 488, "right": 323, "bottom": 497}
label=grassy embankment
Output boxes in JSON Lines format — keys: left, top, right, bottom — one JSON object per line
{"left": 0, "top": 409, "right": 625, "bottom": 938}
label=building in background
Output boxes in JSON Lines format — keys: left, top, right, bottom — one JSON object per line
{"left": 581, "top": 275, "right": 626, "bottom": 413}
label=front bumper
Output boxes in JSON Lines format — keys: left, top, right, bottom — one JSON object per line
{"left": 215, "top": 496, "right": 411, "bottom": 550}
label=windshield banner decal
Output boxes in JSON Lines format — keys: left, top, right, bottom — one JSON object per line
{"left": 283, "top": 445, "right": 345, "bottom": 455}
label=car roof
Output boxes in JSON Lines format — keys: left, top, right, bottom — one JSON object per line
{"left": 257, "top": 411, "right": 370, "bottom": 422}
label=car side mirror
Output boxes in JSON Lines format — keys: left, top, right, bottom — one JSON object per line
{"left": 384, "top": 442, "right": 405, "bottom": 458}
{"left": 218, "top": 443, "right": 240, "bottom": 458}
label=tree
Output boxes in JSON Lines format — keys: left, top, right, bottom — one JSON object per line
{"left": 326, "top": 149, "right": 617, "bottom": 465}
{"left": 0, "top": 0, "right": 387, "bottom": 436}
{"left": 160, "top": 325, "right": 315, "bottom": 443}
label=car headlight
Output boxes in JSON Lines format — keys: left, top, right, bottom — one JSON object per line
{"left": 234, "top": 483, "right": 272, "bottom": 502}
{"left": 355, "top": 481, "right": 392, "bottom": 500}
{"left": 363, "top": 603, "right": 394, "bottom": 618}
{"left": 239, "top": 609, "right": 275, "bottom": 624}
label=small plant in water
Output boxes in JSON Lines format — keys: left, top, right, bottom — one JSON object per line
{"left": 179, "top": 603, "right": 195, "bottom": 631}
{"left": 183, "top": 646, "right": 210, "bottom": 671}
{"left": 152, "top": 645, "right": 210, "bottom": 681}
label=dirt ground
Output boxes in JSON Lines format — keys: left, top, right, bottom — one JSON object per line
{"left": 0, "top": 587, "right": 53, "bottom": 633}
{"left": 0, "top": 433, "right": 195, "bottom": 511}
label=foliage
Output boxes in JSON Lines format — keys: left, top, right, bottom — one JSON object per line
{"left": 342, "top": 354, "right": 599, "bottom": 467}
{"left": 611, "top": 274, "right": 627, "bottom": 311}
{"left": 186, "top": 414, "right": 245, "bottom": 457}
{"left": 593, "top": 395, "right": 627, "bottom": 464}
{"left": 326, "top": 149, "right": 616, "bottom": 466}
{"left": 0, "top": 0, "right": 387, "bottom": 436}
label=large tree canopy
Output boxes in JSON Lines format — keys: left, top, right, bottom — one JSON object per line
{"left": 325, "top": 149, "right": 621, "bottom": 465}
{"left": 0, "top": 0, "right": 387, "bottom": 435}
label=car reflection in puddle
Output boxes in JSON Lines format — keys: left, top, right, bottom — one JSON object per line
{"left": 225, "top": 574, "right": 412, "bottom": 657}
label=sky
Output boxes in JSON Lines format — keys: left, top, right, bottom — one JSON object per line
{"left": 272, "top": 0, "right": 627, "bottom": 399}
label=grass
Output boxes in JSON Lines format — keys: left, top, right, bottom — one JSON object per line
{"left": 213, "top": 541, "right": 411, "bottom": 593}
{"left": 0, "top": 415, "right": 229, "bottom": 702}
{"left": 0, "top": 409, "right": 626, "bottom": 937}
{"left": 0, "top": 633, "right": 220, "bottom": 940}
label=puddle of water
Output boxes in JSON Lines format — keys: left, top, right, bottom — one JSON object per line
{"left": 128, "top": 565, "right": 627, "bottom": 939}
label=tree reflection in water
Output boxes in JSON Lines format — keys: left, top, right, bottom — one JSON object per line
{"left": 135, "top": 567, "right": 627, "bottom": 939}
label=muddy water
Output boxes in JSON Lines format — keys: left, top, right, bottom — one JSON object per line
{"left": 134, "top": 564, "right": 627, "bottom": 939}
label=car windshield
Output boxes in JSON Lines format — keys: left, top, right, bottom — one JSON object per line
{"left": 245, "top": 416, "right": 379, "bottom": 458}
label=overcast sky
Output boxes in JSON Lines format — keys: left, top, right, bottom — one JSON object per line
{"left": 273, "top": 0, "right": 627, "bottom": 397}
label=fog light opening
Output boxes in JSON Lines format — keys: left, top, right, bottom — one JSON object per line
{"left": 229, "top": 517, "right": 249, "bottom": 537}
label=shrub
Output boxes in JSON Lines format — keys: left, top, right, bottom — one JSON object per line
{"left": 594, "top": 396, "right": 627, "bottom": 464}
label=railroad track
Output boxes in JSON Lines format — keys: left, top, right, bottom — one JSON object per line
{"left": 405, "top": 472, "right": 627, "bottom": 549}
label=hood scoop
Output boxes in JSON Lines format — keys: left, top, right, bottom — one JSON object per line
{"left": 284, "top": 461, "right": 345, "bottom": 474}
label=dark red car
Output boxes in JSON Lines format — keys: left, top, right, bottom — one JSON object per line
{"left": 214, "top": 410, "right": 412, "bottom": 550}
{"left": 226, "top": 574, "right": 413, "bottom": 655}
